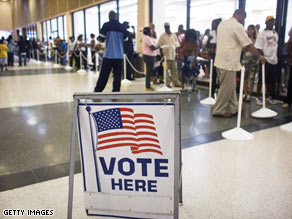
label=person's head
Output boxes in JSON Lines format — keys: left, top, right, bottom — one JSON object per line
{"left": 178, "top": 24, "right": 184, "bottom": 32}
{"left": 109, "top": 11, "right": 117, "bottom": 21}
{"left": 143, "top": 27, "right": 152, "bottom": 36}
{"left": 90, "top": 33, "right": 95, "bottom": 39}
{"left": 204, "top": 29, "right": 210, "bottom": 36}
{"left": 69, "top": 36, "right": 75, "bottom": 42}
{"left": 7, "top": 35, "right": 12, "bottom": 42}
{"left": 233, "top": 9, "right": 246, "bottom": 24}
{"left": 247, "top": 24, "right": 256, "bottom": 39}
{"left": 149, "top": 23, "right": 155, "bottom": 30}
{"left": 77, "top": 34, "right": 83, "bottom": 41}
{"left": 49, "top": 36, "right": 52, "bottom": 40}
{"left": 164, "top": 22, "right": 171, "bottom": 34}
{"left": 19, "top": 36, "right": 23, "bottom": 40}
{"left": 123, "top": 21, "right": 129, "bottom": 29}
{"left": 256, "top": 24, "right": 260, "bottom": 31}
{"left": 265, "top": 16, "right": 275, "bottom": 30}
{"left": 184, "top": 29, "right": 197, "bottom": 43}
{"left": 211, "top": 18, "right": 222, "bottom": 31}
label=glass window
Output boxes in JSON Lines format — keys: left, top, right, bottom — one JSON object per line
{"left": 190, "top": 0, "right": 238, "bottom": 33}
{"left": 119, "top": 0, "right": 137, "bottom": 28}
{"left": 285, "top": 0, "right": 292, "bottom": 43}
{"left": 73, "top": 10, "right": 85, "bottom": 38}
{"left": 46, "top": 20, "right": 51, "bottom": 39}
{"left": 64, "top": 15, "right": 68, "bottom": 40}
{"left": 100, "top": 0, "right": 117, "bottom": 27}
{"left": 245, "top": 0, "right": 277, "bottom": 32}
{"left": 153, "top": 0, "right": 187, "bottom": 38}
{"left": 51, "top": 18, "right": 58, "bottom": 38}
{"left": 42, "top": 22, "right": 47, "bottom": 41}
{"left": 85, "top": 6, "right": 99, "bottom": 40}
{"left": 58, "top": 16, "right": 64, "bottom": 39}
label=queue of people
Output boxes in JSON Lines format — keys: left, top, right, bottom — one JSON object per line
{"left": 1, "top": 9, "right": 291, "bottom": 112}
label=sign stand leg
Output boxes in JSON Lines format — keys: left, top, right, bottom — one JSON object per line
{"left": 67, "top": 98, "right": 79, "bottom": 219}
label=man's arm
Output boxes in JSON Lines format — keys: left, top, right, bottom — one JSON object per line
{"left": 245, "top": 44, "right": 266, "bottom": 64}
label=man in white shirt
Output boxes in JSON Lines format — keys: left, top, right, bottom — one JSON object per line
{"left": 255, "top": 16, "right": 279, "bottom": 105}
{"left": 158, "top": 22, "right": 181, "bottom": 88}
{"left": 213, "top": 9, "right": 266, "bottom": 118}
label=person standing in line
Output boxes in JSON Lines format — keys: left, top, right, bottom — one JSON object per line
{"left": 255, "top": 16, "right": 279, "bottom": 105}
{"left": 241, "top": 24, "right": 259, "bottom": 102}
{"left": 123, "top": 21, "right": 136, "bottom": 80}
{"left": 176, "top": 24, "right": 185, "bottom": 82}
{"left": 149, "top": 23, "right": 157, "bottom": 39}
{"left": 212, "top": 9, "right": 265, "bottom": 118}
{"left": 157, "top": 22, "right": 181, "bottom": 88}
{"left": 142, "top": 27, "right": 160, "bottom": 91}
{"left": 7, "top": 35, "right": 17, "bottom": 67}
{"left": 68, "top": 36, "right": 76, "bottom": 68}
{"left": 89, "top": 34, "right": 97, "bottom": 71}
{"left": 18, "top": 36, "right": 27, "bottom": 66}
{"left": 282, "top": 28, "right": 292, "bottom": 108}
{"left": 94, "top": 11, "right": 128, "bottom": 92}
{"left": 76, "top": 34, "right": 87, "bottom": 70}
{"left": 0, "top": 39, "right": 8, "bottom": 71}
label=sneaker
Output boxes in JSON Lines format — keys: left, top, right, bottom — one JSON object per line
{"left": 282, "top": 103, "right": 291, "bottom": 109}
{"left": 145, "top": 87, "right": 155, "bottom": 91}
{"left": 245, "top": 95, "right": 251, "bottom": 102}
{"left": 267, "top": 96, "right": 277, "bottom": 105}
{"left": 256, "top": 97, "right": 263, "bottom": 106}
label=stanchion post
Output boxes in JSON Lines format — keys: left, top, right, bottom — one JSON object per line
{"left": 164, "top": 56, "right": 167, "bottom": 87}
{"left": 209, "top": 59, "right": 213, "bottom": 98}
{"left": 124, "top": 54, "right": 127, "bottom": 80}
{"left": 262, "top": 63, "right": 266, "bottom": 109}
{"left": 79, "top": 50, "right": 83, "bottom": 70}
{"left": 237, "top": 67, "right": 245, "bottom": 128}
{"left": 95, "top": 52, "right": 98, "bottom": 73}
{"left": 55, "top": 50, "right": 58, "bottom": 65}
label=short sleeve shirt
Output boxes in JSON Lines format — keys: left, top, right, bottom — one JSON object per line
{"left": 255, "top": 30, "right": 278, "bottom": 65}
{"left": 214, "top": 17, "right": 252, "bottom": 71}
{"left": 157, "top": 32, "right": 180, "bottom": 60}
{"left": 142, "top": 35, "right": 157, "bottom": 56}
{"left": 98, "top": 20, "right": 128, "bottom": 59}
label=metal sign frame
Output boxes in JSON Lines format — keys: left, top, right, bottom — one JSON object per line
{"left": 67, "top": 92, "right": 182, "bottom": 219}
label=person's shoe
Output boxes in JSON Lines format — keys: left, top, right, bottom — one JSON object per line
{"left": 282, "top": 103, "right": 291, "bottom": 109}
{"left": 267, "top": 96, "right": 277, "bottom": 105}
{"left": 174, "top": 84, "right": 182, "bottom": 88}
{"left": 159, "top": 80, "right": 164, "bottom": 84}
{"left": 243, "top": 95, "right": 247, "bottom": 101}
{"left": 245, "top": 95, "right": 251, "bottom": 102}
{"left": 256, "top": 97, "right": 263, "bottom": 106}
{"left": 213, "top": 113, "right": 232, "bottom": 118}
{"left": 145, "top": 87, "right": 155, "bottom": 91}
{"left": 127, "top": 77, "right": 135, "bottom": 81}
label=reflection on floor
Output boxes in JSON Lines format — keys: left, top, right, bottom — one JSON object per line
{"left": 0, "top": 127, "right": 291, "bottom": 219}
{"left": 0, "top": 62, "right": 292, "bottom": 218}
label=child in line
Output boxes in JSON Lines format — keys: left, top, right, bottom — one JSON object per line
{"left": 0, "top": 39, "right": 8, "bottom": 71}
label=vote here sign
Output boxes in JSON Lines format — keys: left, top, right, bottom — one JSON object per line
{"left": 77, "top": 103, "right": 177, "bottom": 219}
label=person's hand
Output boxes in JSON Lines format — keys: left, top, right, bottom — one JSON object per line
{"left": 259, "top": 55, "right": 266, "bottom": 64}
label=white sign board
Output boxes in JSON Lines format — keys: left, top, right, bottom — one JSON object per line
{"left": 77, "top": 103, "right": 177, "bottom": 219}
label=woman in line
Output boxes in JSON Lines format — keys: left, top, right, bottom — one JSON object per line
{"left": 142, "top": 27, "right": 160, "bottom": 91}
{"left": 180, "top": 28, "right": 198, "bottom": 89}
{"left": 241, "top": 24, "right": 258, "bottom": 102}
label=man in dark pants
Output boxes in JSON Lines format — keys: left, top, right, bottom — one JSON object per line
{"left": 282, "top": 29, "right": 292, "bottom": 108}
{"left": 94, "top": 11, "right": 128, "bottom": 92}
{"left": 122, "top": 21, "right": 135, "bottom": 80}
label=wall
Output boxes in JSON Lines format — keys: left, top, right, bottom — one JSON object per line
{"left": 0, "top": 2, "right": 13, "bottom": 31}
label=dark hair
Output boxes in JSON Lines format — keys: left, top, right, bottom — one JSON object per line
{"left": 77, "top": 34, "right": 83, "bottom": 40}
{"left": 247, "top": 24, "right": 257, "bottom": 39}
{"left": 143, "top": 27, "right": 151, "bottom": 35}
{"left": 185, "top": 29, "right": 197, "bottom": 42}
{"left": 211, "top": 18, "right": 222, "bottom": 31}
{"left": 90, "top": 33, "right": 95, "bottom": 38}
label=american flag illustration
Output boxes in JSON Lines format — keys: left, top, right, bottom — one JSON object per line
{"left": 92, "top": 108, "right": 163, "bottom": 155}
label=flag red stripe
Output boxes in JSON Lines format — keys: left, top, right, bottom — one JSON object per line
{"left": 135, "top": 125, "right": 156, "bottom": 130}
{"left": 134, "top": 114, "right": 153, "bottom": 119}
{"left": 137, "top": 131, "right": 158, "bottom": 137}
{"left": 132, "top": 149, "right": 163, "bottom": 155}
{"left": 98, "top": 137, "right": 138, "bottom": 145}
{"left": 137, "top": 137, "right": 159, "bottom": 143}
{"left": 122, "top": 120, "right": 135, "bottom": 125}
{"left": 99, "top": 132, "right": 136, "bottom": 138}
{"left": 121, "top": 115, "right": 134, "bottom": 119}
{"left": 135, "top": 119, "right": 154, "bottom": 124}
{"left": 97, "top": 143, "right": 138, "bottom": 151}
{"left": 123, "top": 126, "right": 135, "bottom": 130}
{"left": 120, "top": 108, "right": 134, "bottom": 113}
{"left": 138, "top": 143, "right": 161, "bottom": 149}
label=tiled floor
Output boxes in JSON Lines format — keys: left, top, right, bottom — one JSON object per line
{"left": 0, "top": 61, "right": 292, "bottom": 218}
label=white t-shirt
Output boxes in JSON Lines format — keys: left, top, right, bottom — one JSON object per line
{"left": 214, "top": 17, "right": 252, "bottom": 71}
{"left": 255, "top": 29, "right": 278, "bottom": 65}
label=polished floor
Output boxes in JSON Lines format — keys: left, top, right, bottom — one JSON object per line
{"left": 0, "top": 61, "right": 292, "bottom": 218}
